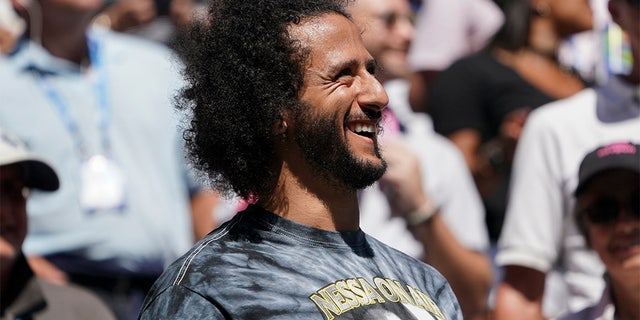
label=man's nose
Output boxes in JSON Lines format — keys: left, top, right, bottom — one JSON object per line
{"left": 357, "top": 73, "right": 389, "bottom": 112}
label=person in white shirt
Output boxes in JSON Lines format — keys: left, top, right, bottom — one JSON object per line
{"left": 494, "top": 0, "right": 640, "bottom": 318}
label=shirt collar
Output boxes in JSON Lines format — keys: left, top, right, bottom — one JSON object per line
{"left": 7, "top": 28, "right": 106, "bottom": 76}
{"left": 597, "top": 75, "right": 640, "bottom": 122}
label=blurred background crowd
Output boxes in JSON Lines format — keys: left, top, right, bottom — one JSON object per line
{"left": 0, "top": 0, "right": 638, "bottom": 319}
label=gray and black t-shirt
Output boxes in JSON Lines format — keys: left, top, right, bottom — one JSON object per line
{"left": 138, "top": 205, "right": 461, "bottom": 319}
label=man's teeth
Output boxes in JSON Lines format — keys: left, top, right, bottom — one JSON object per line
{"left": 348, "top": 124, "right": 375, "bottom": 134}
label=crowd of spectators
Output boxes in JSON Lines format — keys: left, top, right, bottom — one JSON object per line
{"left": 0, "top": 0, "right": 637, "bottom": 319}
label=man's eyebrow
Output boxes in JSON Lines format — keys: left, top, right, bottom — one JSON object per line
{"left": 326, "top": 58, "right": 359, "bottom": 75}
{"left": 326, "top": 58, "right": 378, "bottom": 75}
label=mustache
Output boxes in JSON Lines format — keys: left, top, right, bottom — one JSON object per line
{"left": 363, "top": 109, "right": 382, "bottom": 120}
{"left": 348, "top": 109, "right": 382, "bottom": 122}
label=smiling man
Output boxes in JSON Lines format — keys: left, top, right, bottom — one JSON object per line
{"left": 137, "top": 0, "right": 462, "bottom": 319}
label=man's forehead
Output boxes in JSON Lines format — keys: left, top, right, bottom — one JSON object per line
{"left": 287, "top": 12, "right": 352, "bottom": 41}
{"left": 287, "top": 12, "right": 367, "bottom": 62}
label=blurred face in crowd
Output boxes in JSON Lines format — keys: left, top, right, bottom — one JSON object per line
{"left": 291, "top": 13, "right": 389, "bottom": 189}
{"left": 348, "top": 0, "right": 414, "bottom": 81}
{"left": 545, "top": 0, "right": 593, "bottom": 37}
{"left": 576, "top": 170, "right": 640, "bottom": 280}
{"left": 0, "top": 164, "right": 28, "bottom": 281}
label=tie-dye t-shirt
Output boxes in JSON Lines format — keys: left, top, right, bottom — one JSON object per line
{"left": 138, "top": 205, "right": 462, "bottom": 320}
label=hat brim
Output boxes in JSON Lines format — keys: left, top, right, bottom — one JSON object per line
{"left": 2, "top": 154, "right": 60, "bottom": 191}
{"left": 575, "top": 164, "right": 640, "bottom": 196}
{"left": 22, "top": 160, "right": 60, "bottom": 191}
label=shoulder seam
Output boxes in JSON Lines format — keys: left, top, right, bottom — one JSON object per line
{"left": 172, "top": 217, "right": 242, "bottom": 286}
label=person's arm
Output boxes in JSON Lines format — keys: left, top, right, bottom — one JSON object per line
{"left": 379, "top": 140, "right": 492, "bottom": 320}
{"left": 446, "top": 128, "right": 504, "bottom": 202}
{"left": 447, "top": 128, "right": 481, "bottom": 173}
{"left": 408, "top": 213, "right": 492, "bottom": 320}
{"left": 26, "top": 255, "right": 69, "bottom": 285}
{"left": 448, "top": 108, "right": 530, "bottom": 200}
{"left": 494, "top": 265, "right": 546, "bottom": 320}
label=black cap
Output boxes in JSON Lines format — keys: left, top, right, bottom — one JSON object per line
{"left": 575, "top": 142, "right": 640, "bottom": 196}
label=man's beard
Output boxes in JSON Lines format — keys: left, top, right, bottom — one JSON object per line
{"left": 294, "top": 108, "right": 387, "bottom": 190}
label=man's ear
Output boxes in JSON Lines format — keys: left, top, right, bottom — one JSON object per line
{"left": 273, "top": 114, "right": 289, "bottom": 137}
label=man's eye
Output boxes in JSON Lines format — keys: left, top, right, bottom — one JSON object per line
{"left": 365, "top": 60, "right": 378, "bottom": 76}
{"left": 335, "top": 68, "right": 352, "bottom": 80}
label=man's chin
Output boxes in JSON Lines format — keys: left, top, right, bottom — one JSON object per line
{"left": 344, "top": 157, "right": 387, "bottom": 190}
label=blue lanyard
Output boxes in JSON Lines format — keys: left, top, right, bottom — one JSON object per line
{"left": 35, "top": 34, "right": 111, "bottom": 158}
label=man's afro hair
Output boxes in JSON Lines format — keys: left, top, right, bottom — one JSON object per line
{"left": 175, "top": 0, "right": 350, "bottom": 200}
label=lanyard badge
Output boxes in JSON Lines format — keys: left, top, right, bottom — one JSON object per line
{"left": 80, "top": 154, "right": 126, "bottom": 212}
{"left": 34, "top": 33, "right": 127, "bottom": 213}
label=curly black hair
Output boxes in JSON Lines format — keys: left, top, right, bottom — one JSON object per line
{"left": 175, "top": 0, "right": 350, "bottom": 200}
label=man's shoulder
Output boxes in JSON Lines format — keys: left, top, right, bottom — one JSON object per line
{"left": 521, "top": 88, "right": 598, "bottom": 138}
{"left": 529, "top": 88, "right": 596, "bottom": 120}
{"left": 152, "top": 221, "right": 247, "bottom": 288}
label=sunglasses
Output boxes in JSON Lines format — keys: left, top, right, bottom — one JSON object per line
{"left": 579, "top": 194, "right": 640, "bottom": 225}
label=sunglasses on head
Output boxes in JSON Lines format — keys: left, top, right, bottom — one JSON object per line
{"left": 579, "top": 194, "right": 640, "bottom": 225}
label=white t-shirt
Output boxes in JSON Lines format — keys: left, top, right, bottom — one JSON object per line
{"left": 496, "top": 76, "right": 640, "bottom": 317}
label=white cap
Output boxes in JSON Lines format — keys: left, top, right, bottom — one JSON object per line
{"left": 0, "top": 128, "right": 59, "bottom": 191}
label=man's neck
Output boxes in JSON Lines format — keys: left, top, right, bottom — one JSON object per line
{"left": 260, "top": 157, "right": 361, "bottom": 232}
{"left": 38, "top": 10, "right": 95, "bottom": 65}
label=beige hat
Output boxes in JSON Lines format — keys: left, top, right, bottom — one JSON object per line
{"left": 0, "top": 128, "right": 59, "bottom": 191}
